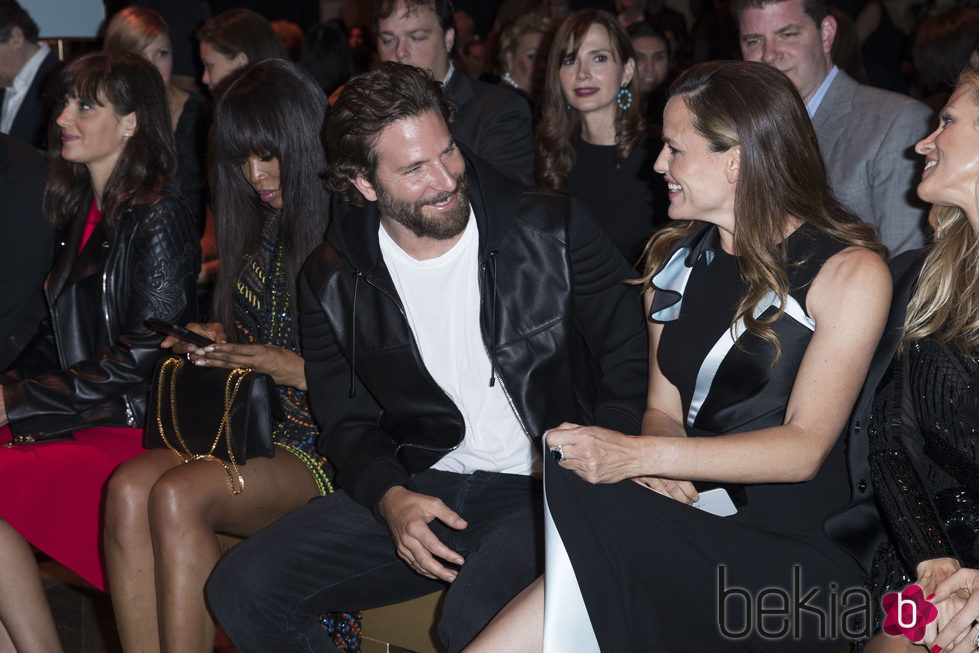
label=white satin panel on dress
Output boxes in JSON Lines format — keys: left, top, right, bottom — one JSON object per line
{"left": 542, "top": 444, "right": 600, "bottom": 653}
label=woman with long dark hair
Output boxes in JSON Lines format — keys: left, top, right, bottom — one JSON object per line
{"left": 0, "top": 50, "right": 199, "bottom": 651}
{"left": 102, "top": 58, "right": 355, "bottom": 653}
{"left": 536, "top": 9, "right": 662, "bottom": 265}
{"left": 469, "top": 59, "right": 891, "bottom": 652}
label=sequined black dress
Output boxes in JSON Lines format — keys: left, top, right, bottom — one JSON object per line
{"left": 866, "top": 336, "right": 979, "bottom": 623}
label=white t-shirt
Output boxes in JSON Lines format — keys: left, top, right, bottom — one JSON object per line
{"left": 377, "top": 211, "right": 539, "bottom": 476}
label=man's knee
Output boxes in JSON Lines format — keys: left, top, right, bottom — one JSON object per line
{"left": 206, "top": 537, "right": 286, "bottom": 633}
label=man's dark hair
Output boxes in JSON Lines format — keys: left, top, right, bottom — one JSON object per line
{"left": 372, "top": 0, "right": 455, "bottom": 36}
{"left": 0, "top": 0, "right": 38, "bottom": 43}
{"left": 731, "top": 0, "right": 827, "bottom": 29}
{"left": 324, "top": 61, "right": 455, "bottom": 206}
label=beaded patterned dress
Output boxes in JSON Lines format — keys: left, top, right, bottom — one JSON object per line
{"left": 234, "top": 214, "right": 333, "bottom": 493}
{"left": 235, "top": 214, "right": 360, "bottom": 649}
{"left": 865, "top": 335, "right": 979, "bottom": 634}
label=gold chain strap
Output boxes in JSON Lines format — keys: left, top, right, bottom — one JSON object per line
{"left": 154, "top": 357, "right": 250, "bottom": 495}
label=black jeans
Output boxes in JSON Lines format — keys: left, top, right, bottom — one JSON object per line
{"left": 206, "top": 469, "right": 544, "bottom": 653}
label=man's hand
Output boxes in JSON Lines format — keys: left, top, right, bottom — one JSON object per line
{"left": 377, "top": 485, "right": 468, "bottom": 582}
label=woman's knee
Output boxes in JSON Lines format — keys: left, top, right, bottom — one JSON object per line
{"left": 103, "top": 453, "right": 166, "bottom": 540}
{"left": 146, "top": 464, "right": 215, "bottom": 532}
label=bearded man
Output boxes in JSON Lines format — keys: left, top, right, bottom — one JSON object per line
{"left": 206, "top": 62, "right": 647, "bottom": 653}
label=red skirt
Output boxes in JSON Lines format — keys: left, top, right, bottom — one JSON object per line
{"left": 0, "top": 425, "right": 146, "bottom": 589}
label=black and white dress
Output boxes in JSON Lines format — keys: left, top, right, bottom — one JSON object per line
{"left": 543, "top": 223, "right": 866, "bottom": 652}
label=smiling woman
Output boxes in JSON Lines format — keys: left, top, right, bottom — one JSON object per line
{"left": 861, "top": 69, "right": 979, "bottom": 653}
{"left": 465, "top": 60, "right": 890, "bottom": 653}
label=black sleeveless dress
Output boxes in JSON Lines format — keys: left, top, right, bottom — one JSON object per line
{"left": 545, "top": 224, "right": 866, "bottom": 652}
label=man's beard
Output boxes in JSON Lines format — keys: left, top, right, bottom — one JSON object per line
{"left": 375, "top": 173, "right": 471, "bottom": 240}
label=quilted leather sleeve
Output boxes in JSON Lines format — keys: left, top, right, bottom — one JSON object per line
{"left": 4, "top": 193, "right": 201, "bottom": 436}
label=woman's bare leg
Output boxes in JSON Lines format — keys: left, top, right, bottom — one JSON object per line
{"left": 103, "top": 449, "right": 183, "bottom": 653}
{"left": 464, "top": 575, "right": 544, "bottom": 653}
{"left": 149, "top": 450, "right": 319, "bottom": 653}
{"left": 0, "top": 518, "right": 63, "bottom": 653}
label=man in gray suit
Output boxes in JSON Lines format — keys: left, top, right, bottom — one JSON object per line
{"left": 734, "top": 0, "right": 932, "bottom": 254}
{"left": 374, "top": 0, "right": 535, "bottom": 185}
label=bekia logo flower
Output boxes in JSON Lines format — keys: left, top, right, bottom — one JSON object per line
{"left": 881, "top": 584, "right": 938, "bottom": 643}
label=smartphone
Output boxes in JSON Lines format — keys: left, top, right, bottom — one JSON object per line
{"left": 144, "top": 318, "right": 214, "bottom": 348}
{"left": 692, "top": 487, "right": 738, "bottom": 517}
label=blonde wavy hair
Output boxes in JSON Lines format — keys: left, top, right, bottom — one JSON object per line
{"left": 904, "top": 69, "right": 979, "bottom": 354}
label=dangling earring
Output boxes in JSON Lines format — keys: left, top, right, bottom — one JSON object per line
{"left": 616, "top": 84, "right": 633, "bottom": 111}
{"left": 566, "top": 102, "right": 574, "bottom": 112}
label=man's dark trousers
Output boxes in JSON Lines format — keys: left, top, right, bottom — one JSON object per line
{"left": 206, "top": 469, "right": 543, "bottom": 652}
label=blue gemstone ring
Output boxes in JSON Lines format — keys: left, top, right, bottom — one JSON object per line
{"left": 550, "top": 445, "right": 564, "bottom": 462}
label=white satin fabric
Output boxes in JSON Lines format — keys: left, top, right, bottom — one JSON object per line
{"left": 541, "top": 442, "right": 600, "bottom": 653}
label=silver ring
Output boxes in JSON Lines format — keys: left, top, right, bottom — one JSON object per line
{"left": 185, "top": 352, "right": 192, "bottom": 361}
{"left": 550, "top": 445, "right": 564, "bottom": 462}
{"left": 972, "top": 624, "right": 979, "bottom": 648}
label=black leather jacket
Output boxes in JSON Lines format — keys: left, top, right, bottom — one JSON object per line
{"left": 3, "top": 189, "right": 200, "bottom": 439}
{"left": 299, "top": 153, "right": 648, "bottom": 514}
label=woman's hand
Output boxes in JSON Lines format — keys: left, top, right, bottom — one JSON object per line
{"left": 923, "top": 566, "right": 979, "bottom": 652}
{"left": 632, "top": 475, "right": 700, "bottom": 504}
{"left": 916, "top": 557, "right": 961, "bottom": 598}
{"left": 194, "top": 343, "right": 307, "bottom": 390}
{"left": 160, "top": 322, "right": 227, "bottom": 355}
{"left": 545, "top": 424, "right": 698, "bottom": 502}
{"left": 545, "top": 422, "right": 643, "bottom": 485}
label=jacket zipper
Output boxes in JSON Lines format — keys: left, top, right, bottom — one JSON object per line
{"left": 103, "top": 234, "right": 138, "bottom": 427}
{"left": 362, "top": 274, "right": 461, "bottom": 455}
{"left": 478, "top": 259, "right": 533, "bottom": 442}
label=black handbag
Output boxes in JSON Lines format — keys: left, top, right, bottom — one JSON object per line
{"left": 143, "top": 356, "right": 278, "bottom": 494}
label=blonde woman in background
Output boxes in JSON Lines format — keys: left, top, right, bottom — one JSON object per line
{"left": 105, "top": 6, "right": 207, "bottom": 232}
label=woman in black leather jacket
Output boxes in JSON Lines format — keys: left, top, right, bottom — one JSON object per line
{"left": 0, "top": 51, "right": 199, "bottom": 652}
